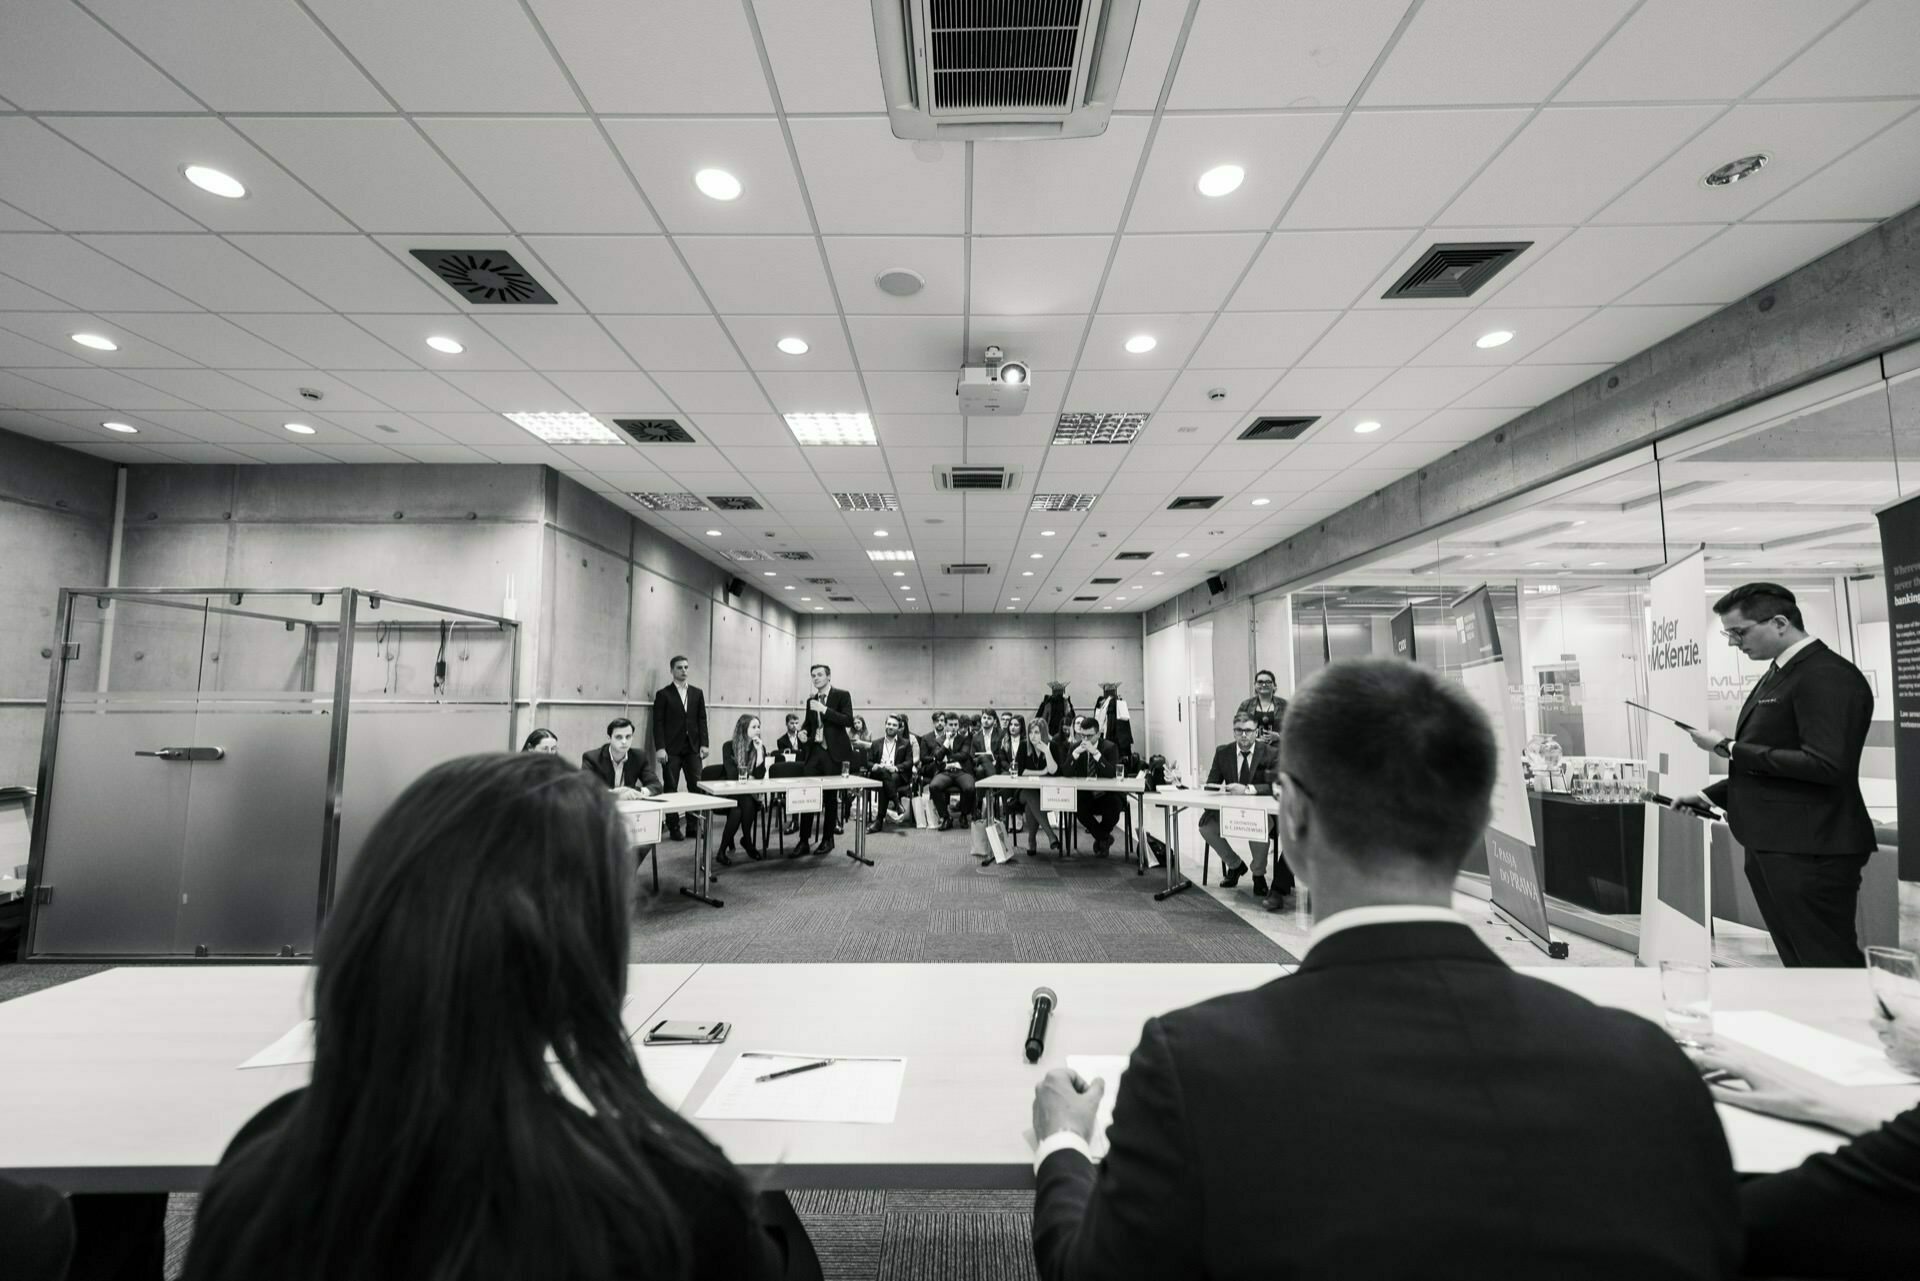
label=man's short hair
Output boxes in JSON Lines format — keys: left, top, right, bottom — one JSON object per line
{"left": 1075, "top": 715, "right": 1099, "bottom": 733}
{"left": 670, "top": 654, "right": 689, "bottom": 668}
{"left": 1712, "top": 581, "right": 1804, "bottom": 631}
{"left": 785, "top": 712, "right": 800, "bottom": 725}
{"left": 1232, "top": 714, "right": 1257, "bottom": 730}
{"left": 1255, "top": 669, "right": 1276, "bottom": 683}
{"left": 606, "top": 717, "right": 635, "bottom": 737}
{"left": 1283, "top": 658, "right": 1495, "bottom": 872}
{"left": 810, "top": 663, "right": 831, "bottom": 678}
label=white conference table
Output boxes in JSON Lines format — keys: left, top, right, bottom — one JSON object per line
{"left": 1, "top": 963, "right": 1912, "bottom": 1193}
{"left": 973, "top": 775, "right": 1146, "bottom": 862}
{"left": 697, "top": 776, "right": 883, "bottom": 870}
{"left": 1143, "top": 788, "right": 1282, "bottom": 902}
{"left": 617, "top": 793, "right": 734, "bottom": 906}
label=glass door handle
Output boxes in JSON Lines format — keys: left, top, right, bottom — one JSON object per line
{"left": 134, "top": 747, "right": 225, "bottom": 761}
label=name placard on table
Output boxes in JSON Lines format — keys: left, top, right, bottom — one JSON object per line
{"left": 1040, "top": 783, "right": 1076, "bottom": 813}
{"left": 1221, "top": 806, "right": 1269, "bottom": 841}
{"left": 786, "top": 785, "right": 823, "bottom": 815}
{"left": 623, "top": 804, "right": 662, "bottom": 845}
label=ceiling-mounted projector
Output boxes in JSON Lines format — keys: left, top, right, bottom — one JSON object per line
{"left": 957, "top": 345, "right": 1030, "bottom": 416}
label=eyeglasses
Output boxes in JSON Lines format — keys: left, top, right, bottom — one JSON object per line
{"left": 1233, "top": 725, "right": 1258, "bottom": 735}
{"left": 1720, "top": 621, "right": 1764, "bottom": 641}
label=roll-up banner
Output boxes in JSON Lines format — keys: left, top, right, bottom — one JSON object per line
{"left": 1876, "top": 493, "right": 1920, "bottom": 881}
{"left": 1637, "top": 548, "right": 1713, "bottom": 967}
{"left": 1448, "top": 586, "right": 1563, "bottom": 957}
{"left": 1390, "top": 605, "right": 1416, "bottom": 661}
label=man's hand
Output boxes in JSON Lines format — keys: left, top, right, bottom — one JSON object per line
{"left": 1032, "top": 1067, "right": 1105, "bottom": 1146}
{"left": 797, "top": 729, "right": 810, "bottom": 745}
{"left": 612, "top": 785, "right": 642, "bottom": 800}
{"left": 1226, "top": 783, "right": 1252, "bottom": 795}
{"left": 1673, "top": 791, "right": 1717, "bottom": 816}
{"left": 655, "top": 748, "right": 669, "bottom": 763}
{"left": 698, "top": 746, "right": 709, "bottom": 760}
{"left": 1686, "top": 727, "right": 1726, "bottom": 754}
{"left": 808, "top": 697, "right": 827, "bottom": 715}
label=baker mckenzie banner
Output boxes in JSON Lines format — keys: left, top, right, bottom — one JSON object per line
{"left": 1877, "top": 493, "right": 1920, "bottom": 881}
{"left": 1638, "top": 549, "right": 1712, "bottom": 967}
{"left": 1448, "top": 586, "right": 1559, "bottom": 956}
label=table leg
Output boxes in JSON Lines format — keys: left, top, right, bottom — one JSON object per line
{"left": 1154, "top": 803, "right": 1192, "bottom": 901}
{"left": 847, "top": 786, "right": 874, "bottom": 866}
{"left": 679, "top": 806, "right": 724, "bottom": 908}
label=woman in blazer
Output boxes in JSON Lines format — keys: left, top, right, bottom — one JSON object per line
{"left": 1014, "top": 714, "right": 1065, "bottom": 853}
{"left": 719, "top": 714, "right": 771, "bottom": 862}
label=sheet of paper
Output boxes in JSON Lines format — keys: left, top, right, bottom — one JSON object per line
{"left": 1715, "top": 1010, "right": 1919, "bottom": 1087}
{"left": 695, "top": 1052, "right": 905, "bottom": 1124}
{"left": 638, "top": 1045, "right": 719, "bottom": 1112}
{"left": 1716, "top": 1103, "right": 1849, "bottom": 1173}
{"left": 1064, "top": 1055, "right": 1131, "bottom": 1160}
{"left": 238, "top": 1020, "right": 315, "bottom": 1070}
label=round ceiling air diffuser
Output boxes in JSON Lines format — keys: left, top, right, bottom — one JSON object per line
{"left": 875, "top": 268, "right": 925, "bottom": 298}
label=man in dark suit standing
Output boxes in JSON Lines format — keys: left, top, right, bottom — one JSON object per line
{"left": 1029, "top": 658, "right": 1740, "bottom": 1281}
{"left": 650, "top": 654, "right": 708, "bottom": 841}
{"left": 1198, "top": 713, "right": 1280, "bottom": 895}
{"left": 580, "top": 717, "right": 661, "bottom": 797}
{"left": 795, "top": 662, "right": 853, "bottom": 855}
{"left": 1679, "top": 582, "right": 1876, "bottom": 967}
{"left": 1063, "top": 715, "right": 1122, "bottom": 856}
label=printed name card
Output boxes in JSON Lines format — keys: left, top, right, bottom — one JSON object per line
{"left": 623, "top": 805, "right": 662, "bottom": 846}
{"left": 786, "top": 785, "right": 823, "bottom": 815}
{"left": 1221, "top": 805, "right": 1269, "bottom": 842}
{"left": 1041, "top": 784, "right": 1077, "bottom": 813}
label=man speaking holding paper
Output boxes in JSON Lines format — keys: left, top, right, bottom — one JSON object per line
{"left": 1677, "top": 582, "right": 1876, "bottom": 967}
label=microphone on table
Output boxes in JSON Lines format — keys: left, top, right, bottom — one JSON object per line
{"left": 1025, "top": 986, "right": 1058, "bottom": 1063}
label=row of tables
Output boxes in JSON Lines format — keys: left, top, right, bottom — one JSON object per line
{"left": 1, "top": 961, "right": 1909, "bottom": 1193}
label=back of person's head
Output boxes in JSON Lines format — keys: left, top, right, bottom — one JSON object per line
{"left": 1283, "top": 658, "right": 1496, "bottom": 879}
{"left": 184, "top": 753, "right": 745, "bottom": 1281}
{"left": 1074, "top": 714, "right": 1098, "bottom": 734}
{"left": 1712, "top": 581, "right": 1803, "bottom": 630}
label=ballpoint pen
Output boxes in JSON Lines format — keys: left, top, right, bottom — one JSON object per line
{"left": 755, "top": 1058, "right": 835, "bottom": 1083}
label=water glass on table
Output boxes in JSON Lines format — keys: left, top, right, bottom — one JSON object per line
{"left": 1866, "top": 946, "right": 1920, "bottom": 1022}
{"left": 1659, "top": 960, "right": 1713, "bottom": 1049}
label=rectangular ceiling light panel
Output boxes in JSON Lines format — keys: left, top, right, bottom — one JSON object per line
{"left": 1053, "top": 412, "right": 1148, "bottom": 445}
{"left": 1031, "top": 492, "right": 1098, "bottom": 512}
{"left": 867, "top": 549, "right": 917, "bottom": 561}
{"left": 784, "top": 412, "right": 876, "bottom": 445}
{"left": 505, "top": 411, "right": 623, "bottom": 444}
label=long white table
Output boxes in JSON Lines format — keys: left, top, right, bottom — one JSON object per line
{"left": 617, "top": 793, "right": 735, "bottom": 907}
{"left": 1143, "top": 788, "right": 1281, "bottom": 902}
{"left": 697, "top": 776, "right": 883, "bottom": 871}
{"left": 1, "top": 963, "right": 1911, "bottom": 1192}
{"left": 973, "top": 775, "right": 1146, "bottom": 863}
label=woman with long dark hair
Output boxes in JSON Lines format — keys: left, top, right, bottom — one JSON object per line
{"left": 183, "top": 752, "right": 816, "bottom": 1281}
{"left": 521, "top": 727, "right": 559, "bottom": 753}
{"left": 1015, "top": 714, "right": 1065, "bottom": 854}
{"left": 720, "top": 713, "right": 770, "bottom": 862}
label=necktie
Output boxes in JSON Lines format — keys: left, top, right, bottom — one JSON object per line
{"left": 1239, "top": 752, "right": 1249, "bottom": 786}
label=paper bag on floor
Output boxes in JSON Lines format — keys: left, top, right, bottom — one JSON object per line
{"left": 969, "top": 819, "right": 991, "bottom": 856}
{"left": 911, "top": 793, "right": 937, "bottom": 828}
{"left": 985, "top": 818, "right": 1011, "bottom": 863}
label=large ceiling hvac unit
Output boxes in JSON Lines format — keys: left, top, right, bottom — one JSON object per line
{"left": 873, "top": 0, "right": 1140, "bottom": 141}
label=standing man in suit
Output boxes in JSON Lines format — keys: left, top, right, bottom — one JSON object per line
{"left": 1678, "top": 582, "right": 1876, "bottom": 967}
{"left": 651, "top": 654, "right": 708, "bottom": 841}
{"left": 1064, "top": 715, "right": 1122, "bottom": 856}
{"left": 580, "top": 718, "right": 661, "bottom": 798}
{"left": 1028, "top": 658, "right": 1740, "bottom": 1281}
{"left": 1198, "top": 714, "right": 1280, "bottom": 895}
{"left": 795, "top": 662, "right": 853, "bottom": 855}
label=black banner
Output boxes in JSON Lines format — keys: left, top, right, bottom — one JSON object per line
{"left": 1390, "top": 605, "right": 1416, "bottom": 662}
{"left": 1876, "top": 494, "right": 1920, "bottom": 880}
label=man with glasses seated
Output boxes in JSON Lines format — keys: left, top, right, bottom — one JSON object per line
{"left": 1063, "top": 715, "right": 1123, "bottom": 856}
{"left": 1199, "top": 714, "right": 1280, "bottom": 895}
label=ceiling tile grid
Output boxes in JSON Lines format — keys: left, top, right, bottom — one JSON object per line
{"left": 0, "top": 0, "right": 1913, "bottom": 616}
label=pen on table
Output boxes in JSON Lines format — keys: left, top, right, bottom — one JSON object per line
{"left": 756, "top": 1058, "right": 835, "bottom": 1083}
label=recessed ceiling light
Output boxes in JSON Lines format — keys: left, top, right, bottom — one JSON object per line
{"left": 71, "top": 333, "right": 117, "bottom": 351}
{"left": 1029, "top": 552, "right": 1043, "bottom": 559}
{"left": 283, "top": 422, "right": 316, "bottom": 435}
{"left": 505, "top": 411, "right": 622, "bottom": 444}
{"left": 1197, "top": 164, "right": 1245, "bottom": 198}
{"left": 763, "top": 571, "right": 777, "bottom": 577}
{"left": 784, "top": 412, "right": 875, "bottom": 446}
{"left": 1475, "top": 330, "right": 1514, "bottom": 349}
{"left": 898, "top": 582, "right": 912, "bottom": 589}
{"left": 868, "top": 549, "right": 914, "bottom": 562}
{"left": 1124, "top": 334, "right": 1157, "bottom": 355}
{"left": 102, "top": 421, "right": 138, "bottom": 434}
{"left": 1151, "top": 570, "right": 1164, "bottom": 575}
{"left": 1353, "top": 420, "right": 1381, "bottom": 434}
{"left": 1527, "top": 561, "right": 1546, "bottom": 567}
{"left": 183, "top": 164, "right": 246, "bottom": 198}
{"left": 1022, "top": 570, "right": 1034, "bottom": 577}
{"left": 1251, "top": 497, "right": 1270, "bottom": 506}
{"left": 1131, "top": 584, "right": 1143, "bottom": 590}
{"left": 694, "top": 168, "right": 742, "bottom": 201}
{"left": 1726, "top": 525, "right": 1742, "bottom": 532}
{"left": 1010, "top": 597, "right": 1020, "bottom": 601}
{"left": 815, "top": 606, "right": 824, "bottom": 611}
{"left": 1175, "top": 552, "right": 1190, "bottom": 558}
{"left": 1730, "top": 560, "right": 1750, "bottom": 567}
{"left": 1102, "top": 606, "right": 1112, "bottom": 610}
{"left": 892, "top": 570, "right": 905, "bottom": 577}
{"left": 705, "top": 529, "right": 722, "bottom": 537}
{"left": 1571, "top": 520, "right": 1587, "bottom": 526}
{"left": 1040, "top": 530, "right": 1056, "bottom": 537}
{"left": 425, "top": 335, "right": 464, "bottom": 355}
{"left": 783, "top": 584, "right": 794, "bottom": 590}
{"left": 1587, "top": 561, "right": 1607, "bottom": 567}
{"left": 1007, "top": 606, "right": 1016, "bottom": 611}
{"left": 1703, "top": 153, "right": 1769, "bottom": 188}
{"left": 777, "top": 336, "right": 809, "bottom": 356}
{"left": 873, "top": 528, "right": 888, "bottom": 537}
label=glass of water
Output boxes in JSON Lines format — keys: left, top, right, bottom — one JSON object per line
{"left": 840, "top": 761, "right": 851, "bottom": 778}
{"left": 1866, "top": 946, "right": 1920, "bottom": 1021}
{"left": 1660, "top": 961, "right": 1713, "bottom": 1048}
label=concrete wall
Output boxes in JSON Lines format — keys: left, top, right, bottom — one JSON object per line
{"left": 796, "top": 613, "right": 1144, "bottom": 743}
{"left": 0, "top": 428, "right": 116, "bottom": 786}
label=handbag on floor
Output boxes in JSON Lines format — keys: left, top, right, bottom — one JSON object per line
{"left": 911, "top": 793, "right": 938, "bottom": 829}
{"left": 969, "top": 818, "right": 990, "bottom": 856}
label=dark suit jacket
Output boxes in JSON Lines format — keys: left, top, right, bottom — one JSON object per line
{"left": 776, "top": 731, "right": 804, "bottom": 760}
{"left": 1738, "top": 1102, "right": 1920, "bottom": 1278}
{"left": 1062, "top": 737, "right": 1119, "bottom": 780}
{"left": 870, "top": 732, "right": 921, "bottom": 774}
{"left": 1702, "top": 640, "right": 1875, "bottom": 855}
{"left": 0, "top": 1177, "right": 72, "bottom": 1281}
{"left": 650, "top": 682, "right": 707, "bottom": 757}
{"left": 800, "top": 686, "right": 854, "bottom": 765}
{"left": 975, "top": 727, "right": 1011, "bottom": 775}
{"left": 1014, "top": 738, "right": 1062, "bottom": 775}
{"left": 720, "top": 739, "right": 771, "bottom": 780}
{"left": 1033, "top": 922, "right": 1740, "bottom": 1281}
{"left": 931, "top": 732, "right": 976, "bottom": 777}
{"left": 1204, "top": 742, "right": 1278, "bottom": 792}
{"left": 580, "top": 744, "right": 661, "bottom": 792}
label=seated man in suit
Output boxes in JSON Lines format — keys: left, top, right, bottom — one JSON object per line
{"left": 775, "top": 713, "right": 805, "bottom": 764}
{"left": 1029, "top": 657, "right": 1740, "bottom": 1281}
{"left": 1696, "top": 1018, "right": 1919, "bottom": 1280}
{"left": 581, "top": 718, "right": 661, "bottom": 798}
{"left": 867, "top": 713, "right": 920, "bottom": 831}
{"left": 1062, "top": 715, "right": 1122, "bottom": 856}
{"left": 928, "top": 712, "right": 978, "bottom": 830}
{"left": 1198, "top": 714, "right": 1280, "bottom": 895}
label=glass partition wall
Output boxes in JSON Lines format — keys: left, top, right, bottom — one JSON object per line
{"left": 24, "top": 587, "right": 519, "bottom": 961}
{"left": 1256, "top": 351, "right": 1915, "bottom": 960}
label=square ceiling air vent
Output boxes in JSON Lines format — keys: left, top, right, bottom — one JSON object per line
{"left": 1382, "top": 241, "right": 1532, "bottom": 300}
{"left": 1054, "top": 412, "right": 1148, "bottom": 445}
{"left": 832, "top": 492, "right": 900, "bottom": 511}
{"left": 707, "top": 495, "right": 762, "bottom": 510}
{"left": 1090, "top": 577, "right": 1120, "bottom": 585}
{"left": 942, "top": 563, "right": 993, "bottom": 575}
{"left": 828, "top": 595, "right": 856, "bottom": 602}
{"left": 630, "top": 492, "right": 706, "bottom": 511}
{"left": 936, "top": 465, "right": 1020, "bottom": 491}
{"left": 803, "top": 576, "right": 838, "bottom": 585}
{"left": 1240, "top": 416, "right": 1317, "bottom": 441}
{"left": 1168, "top": 495, "right": 1221, "bottom": 510}
{"left": 614, "top": 417, "right": 695, "bottom": 444}
{"left": 774, "top": 551, "right": 814, "bottom": 561}
{"left": 409, "top": 248, "right": 557, "bottom": 305}
{"left": 1114, "top": 551, "right": 1152, "bottom": 561}
{"left": 1031, "top": 492, "right": 1098, "bottom": 512}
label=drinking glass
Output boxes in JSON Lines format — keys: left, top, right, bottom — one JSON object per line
{"left": 1866, "top": 946, "right": 1920, "bottom": 1022}
{"left": 840, "top": 761, "right": 851, "bottom": 778}
{"left": 1660, "top": 961, "right": 1713, "bottom": 1048}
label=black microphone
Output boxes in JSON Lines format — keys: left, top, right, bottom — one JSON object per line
{"left": 1025, "top": 986, "right": 1058, "bottom": 1063}
{"left": 1647, "top": 790, "right": 1720, "bottom": 820}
